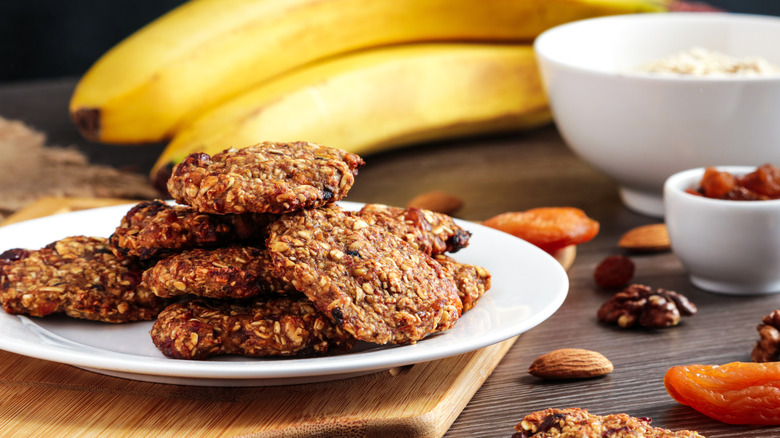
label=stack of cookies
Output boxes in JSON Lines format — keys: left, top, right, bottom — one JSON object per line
{"left": 0, "top": 141, "right": 491, "bottom": 360}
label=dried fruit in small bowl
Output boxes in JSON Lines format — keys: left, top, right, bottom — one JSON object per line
{"left": 665, "top": 361, "right": 780, "bottom": 425}
{"left": 687, "top": 163, "right": 780, "bottom": 200}
{"left": 482, "top": 207, "right": 599, "bottom": 253}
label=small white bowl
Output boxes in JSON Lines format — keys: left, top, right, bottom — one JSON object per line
{"left": 535, "top": 13, "right": 780, "bottom": 217}
{"left": 664, "top": 166, "right": 780, "bottom": 294}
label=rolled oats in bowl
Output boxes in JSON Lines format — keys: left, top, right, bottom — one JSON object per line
{"left": 636, "top": 47, "right": 780, "bottom": 77}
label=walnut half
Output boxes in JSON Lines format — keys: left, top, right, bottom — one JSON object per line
{"left": 752, "top": 310, "right": 780, "bottom": 362}
{"left": 597, "top": 284, "right": 697, "bottom": 329}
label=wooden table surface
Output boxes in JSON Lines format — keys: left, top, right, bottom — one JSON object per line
{"left": 2, "top": 79, "right": 780, "bottom": 437}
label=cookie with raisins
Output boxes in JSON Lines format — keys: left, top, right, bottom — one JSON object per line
{"left": 512, "top": 408, "right": 703, "bottom": 437}
{"left": 142, "top": 246, "right": 295, "bottom": 299}
{"left": 109, "top": 199, "right": 274, "bottom": 261}
{"left": 167, "top": 141, "right": 364, "bottom": 214}
{"left": 358, "top": 203, "right": 471, "bottom": 255}
{"left": 433, "top": 255, "right": 491, "bottom": 313}
{"left": 0, "top": 236, "right": 166, "bottom": 323}
{"left": 150, "top": 298, "right": 355, "bottom": 360}
{"left": 266, "top": 205, "right": 462, "bottom": 345}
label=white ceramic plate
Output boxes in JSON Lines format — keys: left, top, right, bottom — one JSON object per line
{"left": 0, "top": 202, "right": 568, "bottom": 386}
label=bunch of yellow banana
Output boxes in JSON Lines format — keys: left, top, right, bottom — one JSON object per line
{"left": 69, "top": 0, "right": 669, "bottom": 176}
{"left": 152, "top": 43, "right": 552, "bottom": 176}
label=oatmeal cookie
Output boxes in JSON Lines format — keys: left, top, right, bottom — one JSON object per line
{"left": 109, "top": 199, "right": 274, "bottom": 261}
{"left": 150, "top": 298, "right": 355, "bottom": 360}
{"left": 267, "top": 205, "right": 462, "bottom": 345}
{"left": 167, "top": 142, "right": 365, "bottom": 214}
{"left": 142, "top": 246, "right": 294, "bottom": 299}
{"left": 0, "top": 236, "right": 166, "bottom": 323}
{"left": 358, "top": 203, "right": 470, "bottom": 255}
{"left": 433, "top": 255, "right": 491, "bottom": 312}
{"left": 513, "top": 408, "right": 704, "bottom": 438}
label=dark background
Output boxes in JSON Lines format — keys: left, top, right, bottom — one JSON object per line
{"left": 1, "top": 0, "right": 780, "bottom": 83}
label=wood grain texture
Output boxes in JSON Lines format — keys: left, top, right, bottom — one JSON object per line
{"left": 0, "top": 338, "right": 516, "bottom": 437}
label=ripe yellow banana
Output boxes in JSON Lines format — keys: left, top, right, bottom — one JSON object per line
{"left": 70, "top": 0, "right": 669, "bottom": 144}
{"left": 151, "top": 43, "right": 550, "bottom": 178}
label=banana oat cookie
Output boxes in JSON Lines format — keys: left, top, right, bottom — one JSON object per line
{"left": 109, "top": 199, "right": 274, "bottom": 261}
{"left": 513, "top": 408, "right": 704, "bottom": 438}
{"left": 142, "top": 246, "right": 294, "bottom": 299}
{"left": 433, "top": 254, "right": 491, "bottom": 313}
{"left": 266, "top": 205, "right": 462, "bottom": 345}
{"left": 150, "top": 298, "right": 355, "bottom": 360}
{"left": 167, "top": 142, "right": 365, "bottom": 214}
{"left": 358, "top": 203, "right": 471, "bottom": 255}
{"left": 0, "top": 236, "right": 166, "bottom": 323}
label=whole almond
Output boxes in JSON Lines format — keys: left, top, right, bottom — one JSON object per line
{"left": 618, "top": 223, "right": 670, "bottom": 252}
{"left": 407, "top": 190, "right": 463, "bottom": 215}
{"left": 528, "top": 348, "right": 613, "bottom": 379}
{"left": 551, "top": 245, "right": 576, "bottom": 271}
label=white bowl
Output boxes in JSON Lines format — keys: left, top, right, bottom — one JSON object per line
{"left": 664, "top": 166, "right": 780, "bottom": 294}
{"left": 534, "top": 13, "right": 780, "bottom": 217}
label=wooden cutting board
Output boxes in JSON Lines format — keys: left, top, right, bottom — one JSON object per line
{"left": 0, "top": 197, "right": 519, "bottom": 438}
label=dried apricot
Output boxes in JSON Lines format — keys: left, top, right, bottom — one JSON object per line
{"left": 699, "top": 167, "right": 737, "bottom": 198}
{"left": 740, "top": 163, "right": 780, "bottom": 198}
{"left": 482, "top": 207, "right": 599, "bottom": 253}
{"left": 664, "top": 361, "right": 780, "bottom": 425}
{"left": 691, "top": 164, "right": 780, "bottom": 200}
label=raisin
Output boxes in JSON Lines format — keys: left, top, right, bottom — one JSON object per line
{"left": 537, "top": 413, "right": 566, "bottom": 433}
{"left": 445, "top": 228, "right": 471, "bottom": 254}
{"left": 0, "top": 248, "right": 31, "bottom": 273}
{"left": 593, "top": 255, "right": 635, "bottom": 289}
{"left": 0, "top": 248, "right": 30, "bottom": 264}
{"left": 331, "top": 307, "right": 344, "bottom": 325}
